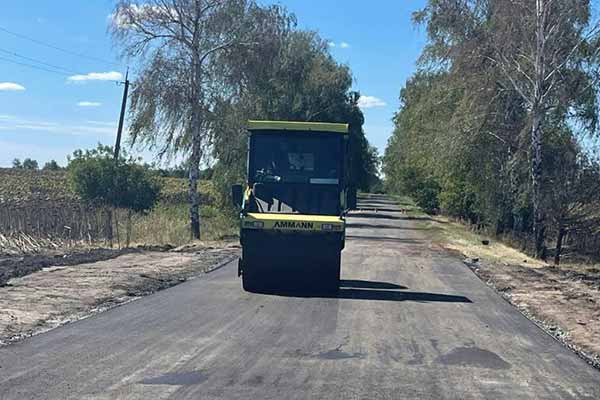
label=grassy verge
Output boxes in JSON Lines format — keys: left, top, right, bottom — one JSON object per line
{"left": 397, "top": 195, "right": 599, "bottom": 274}
{"left": 0, "top": 170, "right": 232, "bottom": 253}
{"left": 115, "top": 202, "right": 238, "bottom": 248}
{"left": 391, "top": 195, "right": 547, "bottom": 267}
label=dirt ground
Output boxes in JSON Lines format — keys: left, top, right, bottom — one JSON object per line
{"left": 460, "top": 257, "right": 600, "bottom": 369}
{"left": 0, "top": 247, "right": 166, "bottom": 287}
{"left": 0, "top": 242, "right": 239, "bottom": 345}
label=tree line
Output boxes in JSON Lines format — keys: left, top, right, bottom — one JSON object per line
{"left": 11, "top": 158, "right": 61, "bottom": 171}
{"left": 383, "top": 0, "right": 600, "bottom": 264}
{"left": 110, "top": 0, "right": 379, "bottom": 240}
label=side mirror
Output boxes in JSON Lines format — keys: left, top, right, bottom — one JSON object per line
{"left": 231, "top": 184, "right": 243, "bottom": 208}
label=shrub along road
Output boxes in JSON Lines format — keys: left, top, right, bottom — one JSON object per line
{"left": 0, "top": 196, "right": 598, "bottom": 399}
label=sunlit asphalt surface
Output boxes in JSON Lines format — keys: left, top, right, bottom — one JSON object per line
{"left": 1, "top": 195, "right": 598, "bottom": 399}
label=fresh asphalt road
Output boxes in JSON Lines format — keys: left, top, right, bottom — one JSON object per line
{"left": 1, "top": 196, "right": 599, "bottom": 400}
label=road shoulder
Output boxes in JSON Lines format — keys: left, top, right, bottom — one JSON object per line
{"left": 0, "top": 242, "right": 239, "bottom": 345}
{"left": 395, "top": 196, "right": 600, "bottom": 371}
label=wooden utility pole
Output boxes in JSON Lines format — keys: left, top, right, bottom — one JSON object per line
{"left": 109, "top": 68, "right": 130, "bottom": 248}
{"left": 114, "top": 68, "right": 130, "bottom": 160}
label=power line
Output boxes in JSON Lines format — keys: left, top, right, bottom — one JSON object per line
{"left": 0, "top": 47, "right": 79, "bottom": 75}
{"left": 0, "top": 49, "right": 125, "bottom": 83}
{"left": 0, "top": 55, "right": 124, "bottom": 83}
{"left": 0, "top": 25, "right": 122, "bottom": 68}
{"left": 0, "top": 55, "right": 74, "bottom": 77}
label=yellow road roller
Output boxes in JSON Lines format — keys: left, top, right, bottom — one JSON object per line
{"left": 232, "top": 120, "right": 349, "bottom": 293}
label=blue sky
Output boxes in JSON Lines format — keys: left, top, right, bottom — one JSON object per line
{"left": 0, "top": 0, "right": 427, "bottom": 167}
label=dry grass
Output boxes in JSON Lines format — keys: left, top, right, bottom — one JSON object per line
{"left": 393, "top": 195, "right": 548, "bottom": 267}
{"left": 421, "top": 211, "right": 598, "bottom": 272}
{"left": 115, "top": 203, "right": 238, "bottom": 248}
{"left": 395, "top": 194, "right": 599, "bottom": 276}
{"left": 430, "top": 216, "right": 547, "bottom": 268}
{"left": 0, "top": 168, "right": 235, "bottom": 253}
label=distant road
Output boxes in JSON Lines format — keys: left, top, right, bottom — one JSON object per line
{"left": 1, "top": 195, "right": 598, "bottom": 399}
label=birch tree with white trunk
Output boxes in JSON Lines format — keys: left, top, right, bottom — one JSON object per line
{"left": 111, "top": 0, "right": 256, "bottom": 239}
{"left": 486, "top": 0, "right": 600, "bottom": 258}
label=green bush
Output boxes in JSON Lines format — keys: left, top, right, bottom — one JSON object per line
{"left": 439, "top": 180, "right": 479, "bottom": 223}
{"left": 413, "top": 178, "right": 441, "bottom": 214}
{"left": 394, "top": 166, "right": 441, "bottom": 214}
{"left": 68, "top": 145, "right": 160, "bottom": 213}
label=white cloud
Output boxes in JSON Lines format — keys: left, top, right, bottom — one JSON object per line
{"left": 328, "top": 41, "right": 350, "bottom": 49}
{"left": 67, "top": 71, "right": 122, "bottom": 82}
{"left": 358, "top": 95, "right": 387, "bottom": 109}
{"left": 86, "top": 120, "right": 117, "bottom": 126}
{"left": 77, "top": 101, "right": 102, "bottom": 107}
{"left": 0, "top": 82, "right": 26, "bottom": 91}
{"left": 0, "top": 115, "right": 116, "bottom": 137}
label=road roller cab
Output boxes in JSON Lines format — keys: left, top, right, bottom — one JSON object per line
{"left": 232, "top": 120, "right": 349, "bottom": 293}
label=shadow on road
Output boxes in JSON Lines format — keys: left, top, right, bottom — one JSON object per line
{"left": 350, "top": 212, "right": 406, "bottom": 220}
{"left": 340, "top": 279, "right": 407, "bottom": 290}
{"left": 248, "top": 279, "right": 470, "bottom": 303}
{"left": 358, "top": 197, "right": 398, "bottom": 206}
{"left": 346, "top": 222, "right": 399, "bottom": 230}
{"left": 346, "top": 222, "right": 428, "bottom": 231}
{"left": 333, "top": 289, "right": 472, "bottom": 303}
{"left": 351, "top": 213, "right": 449, "bottom": 225}
{"left": 356, "top": 204, "right": 402, "bottom": 212}
{"left": 261, "top": 287, "right": 471, "bottom": 303}
{"left": 345, "top": 235, "right": 425, "bottom": 244}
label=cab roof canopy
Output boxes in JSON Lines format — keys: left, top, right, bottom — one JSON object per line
{"left": 248, "top": 120, "right": 349, "bottom": 134}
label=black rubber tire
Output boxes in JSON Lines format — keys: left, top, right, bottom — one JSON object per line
{"left": 242, "top": 271, "right": 261, "bottom": 293}
{"left": 242, "top": 251, "right": 341, "bottom": 294}
{"left": 324, "top": 252, "right": 341, "bottom": 294}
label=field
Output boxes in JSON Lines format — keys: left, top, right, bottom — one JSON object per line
{"left": 0, "top": 168, "right": 218, "bottom": 205}
{"left": 0, "top": 168, "right": 236, "bottom": 254}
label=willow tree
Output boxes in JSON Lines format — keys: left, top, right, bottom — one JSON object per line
{"left": 210, "top": 28, "right": 380, "bottom": 198}
{"left": 111, "top": 0, "right": 259, "bottom": 239}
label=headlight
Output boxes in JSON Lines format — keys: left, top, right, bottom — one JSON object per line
{"left": 321, "top": 223, "right": 333, "bottom": 231}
